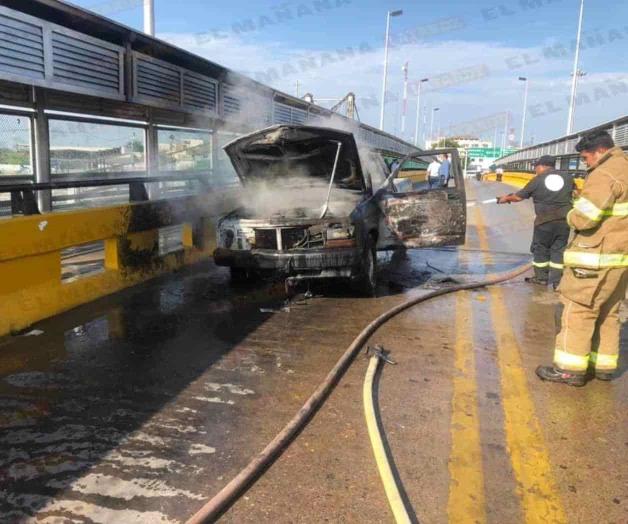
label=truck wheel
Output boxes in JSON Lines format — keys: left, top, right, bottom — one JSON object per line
{"left": 356, "top": 245, "right": 377, "bottom": 296}
{"left": 230, "top": 267, "right": 252, "bottom": 283}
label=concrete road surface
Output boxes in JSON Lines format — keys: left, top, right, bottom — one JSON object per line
{"left": 0, "top": 180, "right": 626, "bottom": 523}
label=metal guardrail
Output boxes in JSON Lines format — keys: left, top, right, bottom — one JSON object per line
{"left": 0, "top": 173, "right": 209, "bottom": 215}
{"left": 483, "top": 170, "right": 586, "bottom": 190}
{"left": 492, "top": 168, "right": 587, "bottom": 178}
{"left": 496, "top": 115, "right": 628, "bottom": 167}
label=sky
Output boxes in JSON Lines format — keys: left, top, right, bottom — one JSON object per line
{"left": 67, "top": 0, "right": 628, "bottom": 145}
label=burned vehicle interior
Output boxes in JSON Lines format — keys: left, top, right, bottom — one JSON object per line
{"left": 377, "top": 148, "right": 467, "bottom": 249}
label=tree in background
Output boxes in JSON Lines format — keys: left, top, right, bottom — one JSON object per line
{"left": 431, "top": 138, "right": 460, "bottom": 149}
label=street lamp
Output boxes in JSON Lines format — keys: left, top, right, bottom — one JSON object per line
{"left": 414, "top": 78, "right": 429, "bottom": 146}
{"left": 519, "top": 77, "right": 529, "bottom": 148}
{"left": 567, "top": 0, "right": 584, "bottom": 135}
{"left": 143, "top": 0, "right": 155, "bottom": 36}
{"left": 502, "top": 112, "right": 509, "bottom": 152}
{"left": 379, "top": 9, "right": 403, "bottom": 130}
{"left": 429, "top": 107, "right": 440, "bottom": 146}
{"left": 568, "top": 69, "right": 587, "bottom": 134}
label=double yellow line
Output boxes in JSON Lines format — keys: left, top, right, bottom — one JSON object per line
{"left": 447, "top": 279, "right": 486, "bottom": 522}
{"left": 447, "top": 190, "right": 567, "bottom": 523}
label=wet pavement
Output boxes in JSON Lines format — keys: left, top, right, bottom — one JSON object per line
{"left": 0, "top": 180, "right": 626, "bottom": 523}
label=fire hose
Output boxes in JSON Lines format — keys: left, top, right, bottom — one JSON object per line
{"left": 187, "top": 261, "right": 532, "bottom": 523}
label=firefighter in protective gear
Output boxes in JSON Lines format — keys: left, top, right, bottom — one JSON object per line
{"left": 536, "top": 131, "right": 628, "bottom": 386}
{"left": 497, "top": 155, "right": 575, "bottom": 288}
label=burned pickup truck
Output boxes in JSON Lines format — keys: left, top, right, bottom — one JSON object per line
{"left": 213, "top": 125, "right": 466, "bottom": 293}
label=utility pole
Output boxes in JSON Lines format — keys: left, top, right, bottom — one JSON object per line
{"left": 568, "top": 69, "right": 586, "bottom": 133}
{"left": 143, "top": 0, "right": 155, "bottom": 36}
{"left": 413, "top": 78, "right": 428, "bottom": 147}
{"left": 567, "top": 0, "right": 584, "bottom": 135}
{"left": 436, "top": 118, "right": 442, "bottom": 147}
{"left": 502, "top": 113, "right": 509, "bottom": 153}
{"left": 401, "top": 62, "right": 409, "bottom": 136}
{"left": 429, "top": 107, "right": 439, "bottom": 147}
{"left": 519, "top": 77, "right": 529, "bottom": 148}
{"left": 379, "top": 9, "right": 403, "bottom": 130}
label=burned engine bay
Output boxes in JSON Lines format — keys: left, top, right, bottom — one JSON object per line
{"left": 217, "top": 210, "right": 357, "bottom": 252}
{"left": 216, "top": 125, "right": 368, "bottom": 253}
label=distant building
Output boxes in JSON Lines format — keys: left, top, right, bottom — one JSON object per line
{"left": 425, "top": 136, "right": 493, "bottom": 150}
{"left": 425, "top": 135, "right": 518, "bottom": 172}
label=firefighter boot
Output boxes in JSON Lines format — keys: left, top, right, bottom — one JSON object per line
{"left": 525, "top": 276, "right": 548, "bottom": 286}
{"left": 535, "top": 365, "right": 587, "bottom": 387}
{"left": 595, "top": 371, "right": 616, "bottom": 381}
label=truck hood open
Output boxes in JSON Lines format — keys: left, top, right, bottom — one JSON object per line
{"left": 223, "top": 125, "right": 366, "bottom": 190}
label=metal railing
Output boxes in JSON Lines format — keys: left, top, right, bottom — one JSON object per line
{"left": 496, "top": 115, "right": 628, "bottom": 168}
{"left": 0, "top": 173, "right": 209, "bottom": 216}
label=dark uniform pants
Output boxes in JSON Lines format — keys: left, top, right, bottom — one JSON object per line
{"left": 531, "top": 220, "right": 570, "bottom": 285}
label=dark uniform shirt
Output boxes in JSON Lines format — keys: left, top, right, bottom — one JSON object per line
{"left": 516, "top": 171, "right": 575, "bottom": 225}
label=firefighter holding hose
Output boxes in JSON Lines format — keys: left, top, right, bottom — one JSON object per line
{"left": 536, "top": 130, "right": 628, "bottom": 386}
{"left": 497, "top": 155, "right": 574, "bottom": 288}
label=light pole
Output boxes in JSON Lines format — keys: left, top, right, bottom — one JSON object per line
{"left": 502, "top": 113, "right": 509, "bottom": 153}
{"left": 519, "top": 77, "right": 529, "bottom": 148}
{"left": 143, "top": 0, "right": 155, "bottom": 36}
{"left": 413, "top": 78, "right": 429, "bottom": 146}
{"left": 567, "top": 0, "right": 584, "bottom": 135}
{"left": 436, "top": 118, "right": 442, "bottom": 147}
{"left": 429, "top": 107, "right": 440, "bottom": 147}
{"left": 379, "top": 9, "right": 403, "bottom": 130}
{"left": 568, "top": 69, "right": 586, "bottom": 133}
{"left": 401, "top": 62, "right": 408, "bottom": 135}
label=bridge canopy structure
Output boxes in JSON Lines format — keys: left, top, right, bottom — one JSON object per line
{"left": 495, "top": 114, "right": 628, "bottom": 172}
{"left": 0, "top": 0, "right": 423, "bottom": 337}
{"left": 0, "top": 0, "right": 418, "bottom": 216}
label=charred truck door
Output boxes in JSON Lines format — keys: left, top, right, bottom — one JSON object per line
{"left": 377, "top": 148, "right": 467, "bottom": 249}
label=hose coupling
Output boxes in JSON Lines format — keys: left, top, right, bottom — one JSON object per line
{"left": 366, "top": 344, "right": 397, "bottom": 365}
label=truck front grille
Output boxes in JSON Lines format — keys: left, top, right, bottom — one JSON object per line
{"left": 254, "top": 229, "right": 277, "bottom": 249}
{"left": 281, "top": 227, "right": 308, "bottom": 249}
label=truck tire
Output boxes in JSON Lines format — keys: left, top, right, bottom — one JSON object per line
{"left": 230, "top": 267, "right": 252, "bottom": 283}
{"left": 355, "top": 244, "right": 377, "bottom": 296}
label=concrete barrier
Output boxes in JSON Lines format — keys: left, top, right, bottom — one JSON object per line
{"left": 0, "top": 193, "right": 235, "bottom": 337}
{"left": 483, "top": 172, "right": 584, "bottom": 190}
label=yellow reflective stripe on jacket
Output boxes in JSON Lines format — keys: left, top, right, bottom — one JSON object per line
{"left": 564, "top": 251, "right": 628, "bottom": 268}
{"left": 573, "top": 197, "right": 605, "bottom": 221}
{"left": 589, "top": 352, "right": 619, "bottom": 369}
{"left": 532, "top": 261, "right": 550, "bottom": 268}
{"left": 608, "top": 201, "right": 628, "bottom": 216}
{"left": 572, "top": 198, "right": 628, "bottom": 221}
{"left": 554, "top": 349, "right": 589, "bottom": 371}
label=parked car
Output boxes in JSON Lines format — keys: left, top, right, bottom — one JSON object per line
{"left": 465, "top": 164, "right": 480, "bottom": 178}
{"left": 213, "top": 125, "right": 467, "bottom": 294}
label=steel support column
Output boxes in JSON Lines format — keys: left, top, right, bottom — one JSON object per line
{"left": 145, "top": 122, "right": 159, "bottom": 199}
{"left": 33, "top": 87, "right": 51, "bottom": 212}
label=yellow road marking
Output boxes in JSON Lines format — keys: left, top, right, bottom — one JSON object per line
{"left": 473, "top": 194, "right": 567, "bottom": 524}
{"left": 447, "top": 287, "right": 487, "bottom": 523}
